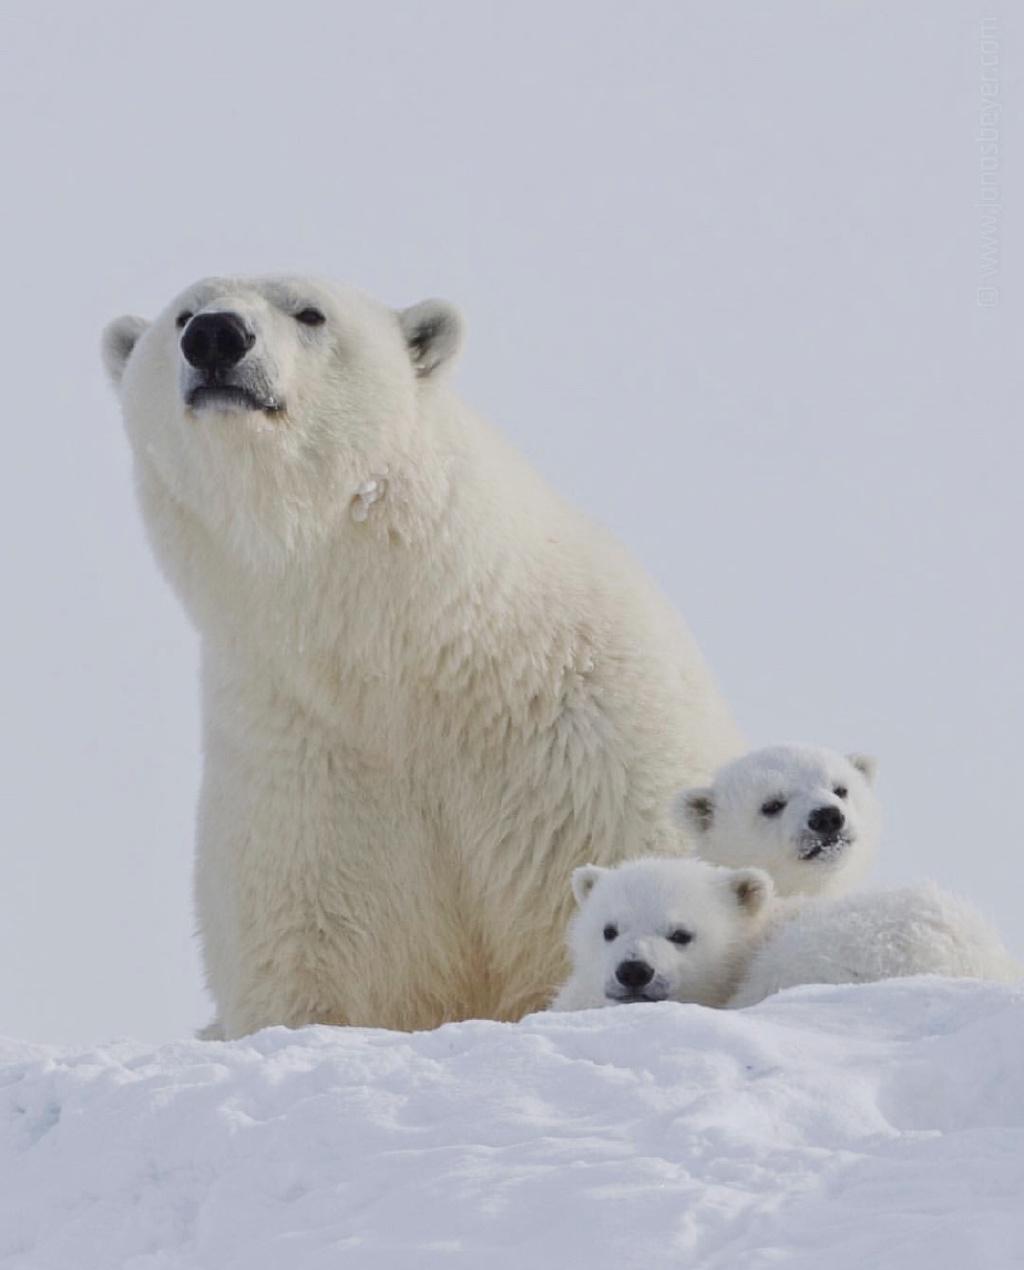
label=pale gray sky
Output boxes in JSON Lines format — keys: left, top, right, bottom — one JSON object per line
{"left": 2, "top": 0, "right": 1020, "bottom": 1043}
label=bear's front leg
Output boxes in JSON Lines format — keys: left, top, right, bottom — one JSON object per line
{"left": 192, "top": 687, "right": 450, "bottom": 1037}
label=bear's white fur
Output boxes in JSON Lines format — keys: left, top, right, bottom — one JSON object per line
{"left": 102, "top": 276, "right": 742, "bottom": 1038}
{"left": 730, "top": 883, "right": 1021, "bottom": 1007}
{"left": 550, "top": 856, "right": 774, "bottom": 1010}
{"left": 676, "top": 745, "right": 880, "bottom": 898}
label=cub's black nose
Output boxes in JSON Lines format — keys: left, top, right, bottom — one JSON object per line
{"left": 181, "top": 312, "right": 254, "bottom": 372}
{"left": 808, "top": 805, "right": 844, "bottom": 836}
{"left": 615, "top": 960, "right": 654, "bottom": 990}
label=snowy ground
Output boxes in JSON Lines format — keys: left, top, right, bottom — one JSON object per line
{"left": 2, "top": 980, "right": 1022, "bottom": 1269}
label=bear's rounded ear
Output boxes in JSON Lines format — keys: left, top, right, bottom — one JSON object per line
{"left": 729, "top": 867, "right": 773, "bottom": 916}
{"left": 398, "top": 299, "right": 463, "bottom": 378}
{"left": 570, "top": 864, "right": 606, "bottom": 906}
{"left": 101, "top": 315, "right": 149, "bottom": 388}
{"left": 673, "top": 787, "right": 715, "bottom": 834}
{"left": 847, "top": 753, "right": 878, "bottom": 785}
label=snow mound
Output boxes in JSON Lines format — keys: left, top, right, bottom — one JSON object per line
{"left": 2, "top": 980, "right": 1023, "bottom": 1269}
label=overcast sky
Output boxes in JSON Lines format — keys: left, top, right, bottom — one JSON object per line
{"left": 2, "top": 0, "right": 1020, "bottom": 1043}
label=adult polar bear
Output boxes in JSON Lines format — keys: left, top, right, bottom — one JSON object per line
{"left": 103, "top": 275, "right": 741, "bottom": 1038}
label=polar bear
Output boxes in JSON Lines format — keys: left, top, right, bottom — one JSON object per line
{"left": 550, "top": 856, "right": 774, "bottom": 1010}
{"left": 101, "top": 275, "right": 742, "bottom": 1038}
{"left": 674, "top": 745, "right": 879, "bottom": 898}
{"left": 730, "top": 883, "right": 1021, "bottom": 1007}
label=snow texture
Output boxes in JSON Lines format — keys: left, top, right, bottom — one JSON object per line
{"left": 2, "top": 979, "right": 1022, "bottom": 1269}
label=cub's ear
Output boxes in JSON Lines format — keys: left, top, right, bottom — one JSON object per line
{"left": 101, "top": 315, "right": 149, "bottom": 387}
{"left": 570, "top": 864, "right": 607, "bottom": 906}
{"left": 847, "top": 753, "right": 878, "bottom": 785}
{"left": 729, "top": 867, "right": 774, "bottom": 916}
{"left": 673, "top": 787, "right": 715, "bottom": 834}
{"left": 398, "top": 299, "right": 463, "bottom": 377}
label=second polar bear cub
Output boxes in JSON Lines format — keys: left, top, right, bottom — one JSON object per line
{"left": 675, "top": 745, "right": 880, "bottom": 898}
{"left": 550, "top": 857, "right": 774, "bottom": 1010}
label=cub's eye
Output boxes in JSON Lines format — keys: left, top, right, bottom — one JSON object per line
{"left": 761, "top": 798, "right": 786, "bottom": 817}
{"left": 833, "top": 785, "right": 848, "bottom": 800}
{"left": 295, "top": 307, "right": 326, "bottom": 327}
{"left": 175, "top": 311, "right": 193, "bottom": 330}
{"left": 603, "top": 924, "right": 618, "bottom": 942}
{"left": 668, "top": 929, "right": 693, "bottom": 947}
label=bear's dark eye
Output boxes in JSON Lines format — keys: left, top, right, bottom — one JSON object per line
{"left": 761, "top": 798, "right": 786, "bottom": 817}
{"left": 833, "top": 785, "right": 848, "bottom": 799}
{"left": 175, "top": 311, "right": 193, "bottom": 330}
{"left": 668, "top": 929, "right": 693, "bottom": 946}
{"left": 603, "top": 924, "right": 618, "bottom": 942}
{"left": 295, "top": 307, "right": 326, "bottom": 327}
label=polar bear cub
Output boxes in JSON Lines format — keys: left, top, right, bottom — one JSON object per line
{"left": 675, "top": 745, "right": 880, "bottom": 898}
{"left": 550, "top": 856, "right": 774, "bottom": 1011}
{"left": 731, "top": 883, "right": 1021, "bottom": 1007}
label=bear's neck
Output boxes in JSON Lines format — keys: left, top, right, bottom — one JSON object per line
{"left": 140, "top": 401, "right": 580, "bottom": 729}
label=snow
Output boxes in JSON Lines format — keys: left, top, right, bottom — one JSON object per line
{"left": 2, "top": 980, "right": 1022, "bottom": 1269}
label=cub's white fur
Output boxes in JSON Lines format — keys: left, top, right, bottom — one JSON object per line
{"left": 102, "top": 275, "right": 742, "bottom": 1039}
{"left": 550, "top": 856, "right": 774, "bottom": 1010}
{"left": 731, "top": 884, "right": 1021, "bottom": 1007}
{"left": 676, "top": 745, "right": 879, "bottom": 898}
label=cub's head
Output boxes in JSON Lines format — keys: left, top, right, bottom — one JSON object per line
{"left": 565, "top": 857, "right": 774, "bottom": 1008}
{"left": 102, "top": 277, "right": 463, "bottom": 558}
{"left": 675, "top": 745, "right": 880, "bottom": 898}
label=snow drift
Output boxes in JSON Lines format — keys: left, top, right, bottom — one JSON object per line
{"left": 2, "top": 980, "right": 1023, "bottom": 1269}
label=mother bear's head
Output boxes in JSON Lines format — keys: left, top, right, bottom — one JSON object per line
{"left": 103, "top": 277, "right": 463, "bottom": 559}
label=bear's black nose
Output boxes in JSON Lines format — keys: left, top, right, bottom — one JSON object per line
{"left": 615, "top": 960, "right": 654, "bottom": 990}
{"left": 181, "top": 312, "right": 254, "bottom": 372}
{"left": 808, "top": 805, "right": 844, "bottom": 836}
